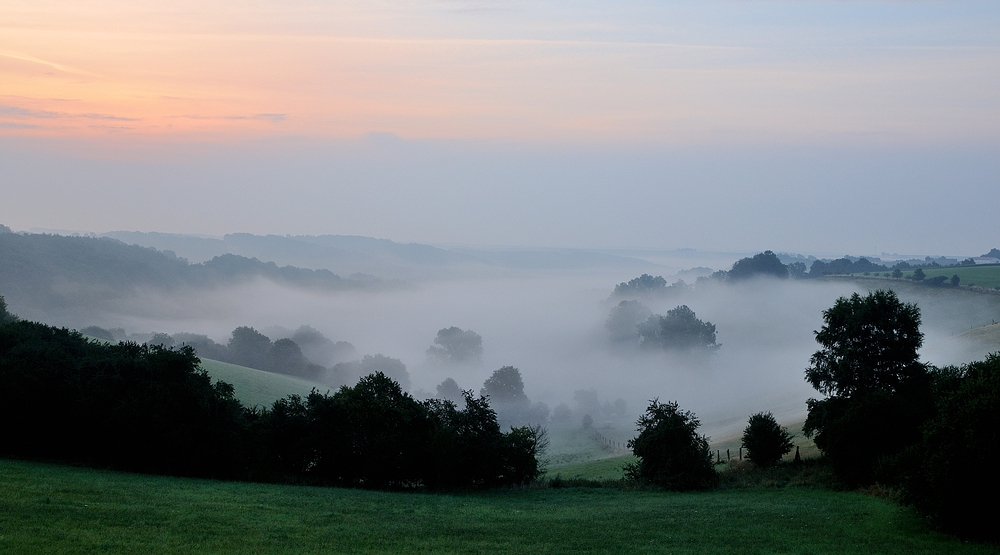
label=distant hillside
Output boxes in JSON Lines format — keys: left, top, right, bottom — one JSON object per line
{"left": 101, "top": 231, "right": 661, "bottom": 279}
{"left": 0, "top": 232, "right": 378, "bottom": 320}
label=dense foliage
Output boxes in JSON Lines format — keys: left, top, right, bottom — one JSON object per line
{"left": 905, "top": 355, "right": 1000, "bottom": 540}
{"left": 625, "top": 399, "right": 717, "bottom": 490}
{"left": 741, "top": 412, "right": 794, "bottom": 468}
{"left": 806, "top": 290, "right": 924, "bottom": 398}
{"left": 0, "top": 320, "right": 246, "bottom": 478}
{"left": 0, "top": 317, "right": 540, "bottom": 490}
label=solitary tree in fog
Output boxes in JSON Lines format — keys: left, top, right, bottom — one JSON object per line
{"left": 427, "top": 327, "right": 483, "bottom": 363}
{"left": 638, "top": 305, "right": 718, "bottom": 353}
{"left": 481, "top": 366, "right": 529, "bottom": 408}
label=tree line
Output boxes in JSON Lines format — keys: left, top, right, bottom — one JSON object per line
{"left": 0, "top": 300, "right": 542, "bottom": 490}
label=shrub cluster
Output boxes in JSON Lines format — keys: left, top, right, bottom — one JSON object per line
{"left": 0, "top": 317, "right": 541, "bottom": 490}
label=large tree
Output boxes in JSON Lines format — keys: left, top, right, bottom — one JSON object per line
{"left": 805, "top": 290, "right": 924, "bottom": 397}
{"left": 803, "top": 289, "right": 931, "bottom": 485}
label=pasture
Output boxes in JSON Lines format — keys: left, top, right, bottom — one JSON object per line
{"left": 1, "top": 458, "right": 992, "bottom": 554}
{"left": 198, "top": 358, "right": 331, "bottom": 408}
{"left": 901, "top": 265, "right": 1000, "bottom": 289}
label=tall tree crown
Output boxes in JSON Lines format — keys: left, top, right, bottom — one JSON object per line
{"left": 806, "top": 289, "right": 923, "bottom": 397}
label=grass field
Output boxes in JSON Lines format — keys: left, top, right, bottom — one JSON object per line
{"left": 198, "top": 358, "right": 331, "bottom": 408}
{"left": 912, "top": 265, "right": 1000, "bottom": 289}
{"left": 1, "top": 458, "right": 992, "bottom": 554}
{"left": 853, "top": 265, "right": 1000, "bottom": 289}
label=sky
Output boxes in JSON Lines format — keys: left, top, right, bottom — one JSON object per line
{"left": 2, "top": 0, "right": 999, "bottom": 255}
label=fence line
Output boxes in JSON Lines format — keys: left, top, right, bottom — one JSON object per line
{"left": 591, "top": 429, "right": 631, "bottom": 455}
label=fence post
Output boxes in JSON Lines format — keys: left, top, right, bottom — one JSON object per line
{"left": 727, "top": 449, "right": 730, "bottom": 461}
{"left": 739, "top": 447, "right": 742, "bottom": 461}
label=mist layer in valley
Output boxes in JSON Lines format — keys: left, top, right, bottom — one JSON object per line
{"left": 56, "top": 261, "right": 1000, "bottom": 444}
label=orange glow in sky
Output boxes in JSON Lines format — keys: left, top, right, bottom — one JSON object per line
{"left": 2, "top": 1, "right": 998, "bottom": 145}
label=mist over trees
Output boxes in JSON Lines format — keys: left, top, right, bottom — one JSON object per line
{"left": 331, "top": 354, "right": 411, "bottom": 391}
{"left": 727, "top": 251, "right": 788, "bottom": 281}
{"left": 426, "top": 327, "right": 483, "bottom": 364}
{"left": 480, "top": 366, "right": 550, "bottom": 426}
{"left": 605, "top": 300, "right": 652, "bottom": 344}
{"left": 435, "top": 377, "right": 464, "bottom": 403}
{"left": 638, "top": 306, "right": 719, "bottom": 353}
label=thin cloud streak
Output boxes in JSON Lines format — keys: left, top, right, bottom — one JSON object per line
{"left": 0, "top": 50, "right": 97, "bottom": 76}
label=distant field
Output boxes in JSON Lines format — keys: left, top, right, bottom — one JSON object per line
{"left": 198, "top": 358, "right": 332, "bottom": 408}
{"left": 1, "top": 458, "right": 990, "bottom": 554}
{"left": 843, "top": 265, "right": 1000, "bottom": 289}
{"left": 908, "top": 265, "right": 1000, "bottom": 289}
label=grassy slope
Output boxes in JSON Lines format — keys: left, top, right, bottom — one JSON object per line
{"left": 198, "top": 358, "right": 333, "bottom": 408}
{"left": 955, "top": 323, "right": 1000, "bottom": 351}
{"left": 1, "top": 459, "right": 991, "bottom": 555}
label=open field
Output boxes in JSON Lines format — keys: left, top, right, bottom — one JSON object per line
{"left": 198, "top": 358, "right": 331, "bottom": 408}
{"left": 1, "top": 458, "right": 993, "bottom": 554}
{"left": 847, "top": 265, "right": 1000, "bottom": 290}
{"left": 913, "top": 265, "right": 1000, "bottom": 289}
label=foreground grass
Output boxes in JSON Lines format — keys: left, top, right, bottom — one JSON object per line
{"left": 1, "top": 459, "right": 991, "bottom": 554}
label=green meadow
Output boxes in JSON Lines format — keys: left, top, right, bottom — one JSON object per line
{"left": 858, "top": 265, "right": 1000, "bottom": 289}
{"left": 198, "top": 358, "right": 332, "bottom": 408}
{"left": 1, "top": 458, "right": 992, "bottom": 555}
{"left": 909, "top": 265, "right": 1000, "bottom": 289}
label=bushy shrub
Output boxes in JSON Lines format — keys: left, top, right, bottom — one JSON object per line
{"left": 625, "top": 399, "right": 717, "bottom": 490}
{"left": 741, "top": 412, "right": 794, "bottom": 468}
